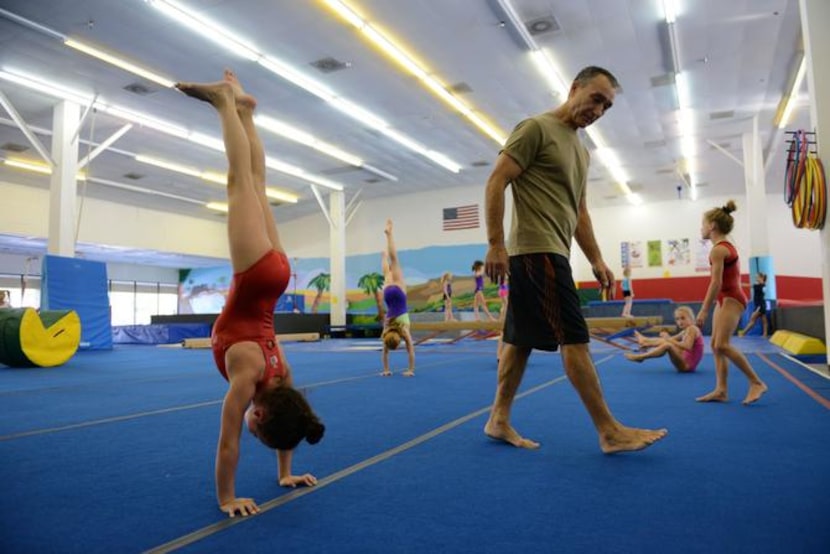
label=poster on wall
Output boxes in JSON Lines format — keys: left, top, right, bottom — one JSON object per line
{"left": 647, "top": 240, "right": 662, "bottom": 267}
{"left": 620, "top": 241, "right": 644, "bottom": 268}
{"left": 665, "top": 238, "right": 691, "bottom": 266}
{"left": 695, "top": 239, "right": 712, "bottom": 272}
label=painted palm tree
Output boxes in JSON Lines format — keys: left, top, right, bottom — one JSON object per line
{"left": 358, "top": 272, "right": 385, "bottom": 319}
{"left": 308, "top": 272, "right": 331, "bottom": 314}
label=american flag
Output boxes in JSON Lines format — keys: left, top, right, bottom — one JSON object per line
{"left": 442, "top": 204, "right": 480, "bottom": 231}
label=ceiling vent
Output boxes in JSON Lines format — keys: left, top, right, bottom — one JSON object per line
{"left": 709, "top": 110, "right": 735, "bottom": 120}
{"left": 123, "top": 172, "right": 145, "bottom": 180}
{"left": 123, "top": 82, "right": 156, "bottom": 95}
{"left": 320, "top": 165, "right": 360, "bottom": 176}
{"left": 656, "top": 167, "right": 675, "bottom": 175}
{"left": 1, "top": 142, "right": 29, "bottom": 152}
{"left": 525, "top": 15, "right": 561, "bottom": 36}
{"left": 310, "top": 57, "right": 350, "bottom": 73}
{"left": 364, "top": 177, "right": 381, "bottom": 184}
{"left": 471, "top": 160, "right": 490, "bottom": 167}
{"left": 650, "top": 73, "right": 675, "bottom": 88}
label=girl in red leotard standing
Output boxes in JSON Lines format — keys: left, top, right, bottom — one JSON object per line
{"left": 695, "top": 200, "right": 767, "bottom": 405}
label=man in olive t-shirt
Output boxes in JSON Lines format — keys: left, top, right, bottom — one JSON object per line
{"left": 483, "top": 66, "right": 667, "bottom": 454}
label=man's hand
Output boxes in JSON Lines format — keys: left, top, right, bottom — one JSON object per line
{"left": 485, "top": 245, "right": 509, "bottom": 284}
{"left": 279, "top": 473, "right": 318, "bottom": 488}
{"left": 591, "top": 262, "right": 615, "bottom": 293}
{"left": 220, "top": 497, "right": 260, "bottom": 518}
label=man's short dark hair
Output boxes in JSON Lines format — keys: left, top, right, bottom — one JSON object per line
{"left": 573, "top": 66, "right": 620, "bottom": 90}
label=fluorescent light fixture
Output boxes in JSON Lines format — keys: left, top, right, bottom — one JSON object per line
{"left": 64, "top": 38, "right": 175, "bottom": 88}
{"left": 530, "top": 51, "right": 569, "bottom": 98}
{"left": 1, "top": 67, "right": 346, "bottom": 191}
{"left": 136, "top": 154, "right": 202, "bottom": 178}
{"left": 148, "top": 0, "right": 462, "bottom": 172}
{"left": 3, "top": 157, "right": 85, "bottom": 179}
{"left": 205, "top": 201, "right": 229, "bottom": 213}
{"left": 778, "top": 56, "right": 807, "bottom": 129}
{"left": 146, "top": 0, "right": 260, "bottom": 61}
{"left": 265, "top": 188, "right": 299, "bottom": 203}
{"left": 323, "top": 0, "right": 506, "bottom": 145}
{"left": 255, "top": 115, "right": 365, "bottom": 167}
{"left": 627, "top": 193, "right": 643, "bottom": 205}
{"left": 661, "top": 0, "right": 678, "bottom": 23}
{"left": 0, "top": 69, "right": 92, "bottom": 105}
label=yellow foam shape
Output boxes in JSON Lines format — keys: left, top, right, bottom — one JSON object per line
{"left": 782, "top": 333, "right": 826, "bottom": 355}
{"left": 769, "top": 330, "right": 791, "bottom": 347}
{"left": 19, "top": 308, "right": 82, "bottom": 367}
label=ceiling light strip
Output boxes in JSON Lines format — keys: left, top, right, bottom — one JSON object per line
{"left": 323, "top": 0, "right": 507, "bottom": 145}
{"left": 777, "top": 55, "right": 807, "bottom": 129}
{"left": 0, "top": 68, "right": 344, "bottom": 191}
{"left": 147, "top": 0, "right": 462, "bottom": 172}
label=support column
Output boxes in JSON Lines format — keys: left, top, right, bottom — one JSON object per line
{"left": 48, "top": 100, "right": 81, "bottom": 257}
{"left": 328, "top": 190, "right": 347, "bottom": 327}
{"left": 800, "top": 0, "right": 830, "bottom": 365}
{"left": 742, "top": 116, "right": 775, "bottom": 318}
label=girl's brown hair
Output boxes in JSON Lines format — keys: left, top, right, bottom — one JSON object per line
{"left": 704, "top": 199, "right": 737, "bottom": 234}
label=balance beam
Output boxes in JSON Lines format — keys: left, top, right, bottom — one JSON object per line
{"left": 182, "top": 332, "right": 320, "bottom": 349}
{"left": 585, "top": 316, "right": 662, "bottom": 329}
{"left": 411, "top": 320, "right": 504, "bottom": 332}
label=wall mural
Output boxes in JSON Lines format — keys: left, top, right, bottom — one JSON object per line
{"left": 178, "top": 244, "right": 503, "bottom": 316}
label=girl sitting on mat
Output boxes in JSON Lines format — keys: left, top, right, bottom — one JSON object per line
{"left": 471, "top": 260, "right": 496, "bottom": 321}
{"left": 177, "top": 70, "right": 324, "bottom": 518}
{"left": 441, "top": 272, "right": 456, "bottom": 321}
{"left": 695, "top": 200, "right": 767, "bottom": 405}
{"left": 624, "top": 306, "right": 703, "bottom": 372}
{"left": 381, "top": 218, "right": 415, "bottom": 377}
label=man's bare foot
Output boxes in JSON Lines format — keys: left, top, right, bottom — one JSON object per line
{"left": 600, "top": 426, "right": 668, "bottom": 454}
{"left": 380, "top": 371, "right": 392, "bottom": 377}
{"left": 175, "top": 81, "right": 234, "bottom": 107}
{"left": 624, "top": 353, "right": 643, "bottom": 363}
{"left": 401, "top": 370, "right": 414, "bottom": 377}
{"left": 742, "top": 382, "right": 768, "bottom": 405}
{"left": 223, "top": 69, "right": 257, "bottom": 110}
{"left": 696, "top": 390, "right": 728, "bottom": 402}
{"left": 484, "top": 419, "right": 540, "bottom": 449}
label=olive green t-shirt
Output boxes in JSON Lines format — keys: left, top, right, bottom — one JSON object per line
{"left": 502, "top": 113, "right": 589, "bottom": 258}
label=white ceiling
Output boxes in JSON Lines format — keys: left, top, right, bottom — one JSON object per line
{"left": 0, "top": 0, "right": 809, "bottom": 265}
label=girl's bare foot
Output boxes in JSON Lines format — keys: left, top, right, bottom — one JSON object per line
{"left": 624, "top": 353, "right": 643, "bottom": 363}
{"left": 742, "top": 382, "right": 768, "bottom": 405}
{"left": 696, "top": 390, "right": 728, "bottom": 402}
{"left": 484, "top": 419, "right": 540, "bottom": 449}
{"left": 175, "top": 81, "right": 234, "bottom": 107}
{"left": 600, "top": 426, "right": 668, "bottom": 454}
{"left": 380, "top": 371, "right": 392, "bottom": 377}
{"left": 401, "top": 370, "right": 414, "bottom": 377}
{"left": 223, "top": 69, "right": 257, "bottom": 110}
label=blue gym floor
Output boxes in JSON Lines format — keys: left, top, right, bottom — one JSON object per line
{"left": 1, "top": 336, "right": 829, "bottom": 553}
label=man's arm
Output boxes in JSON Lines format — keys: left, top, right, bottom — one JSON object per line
{"left": 484, "top": 153, "right": 523, "bottom": 282}
{"left": 574, "top": 194, "right": 614, "bottom": 290}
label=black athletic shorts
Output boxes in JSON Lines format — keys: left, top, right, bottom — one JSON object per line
{"left": 502, "top": 253, "right": 590, "bottom": 351}
{"left": 622, "top": 290, "right": 632, "bottom": 298}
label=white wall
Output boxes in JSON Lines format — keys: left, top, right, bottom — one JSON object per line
{"left": 1, "top": 180, "right": 229, "bottom": 260}
{"left": 0, "top": 251, "right": 179, "bottom": 283}
{"left": 2, "top": 177, "right": 821, "bottom": 283}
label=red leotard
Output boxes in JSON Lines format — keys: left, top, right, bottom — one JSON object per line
{"left": 711, "top": 241, "right": 747, "bottom": 308}
{"left": 211, "top": 250, "right": 291, "bottom": 387}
